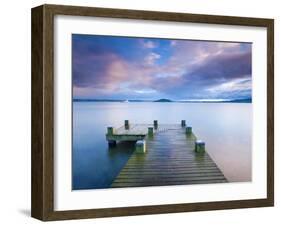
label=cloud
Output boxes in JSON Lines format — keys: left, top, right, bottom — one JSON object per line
{"left": 72, "top": 35, "right": 252, "bottom": 100}
{"left": 73, "top": 51, "right": 132, "bottom": 96}
{"left": 134, "top": 89, "right": 157, "bottom": 94}
{"left": 147, "top": 41, "right": 252, "bottom": 99}
{"left": 144, "top": 52, "right": 161, "bottom": 65}
{"left": 206, "top": 77, "right": 252, "bottom": 99}
{"left": 142, "top": 40, "right": 157, "bottom": 49}
{"left": 207, "top": 78, "right": 252, "bottom": 93}
{"left": 188, "top": 51, "right": 252, "bottom": 82}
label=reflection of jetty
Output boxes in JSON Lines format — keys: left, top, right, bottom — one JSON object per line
{"left": 106, "top": 120, "right": 227, "bottom": 188}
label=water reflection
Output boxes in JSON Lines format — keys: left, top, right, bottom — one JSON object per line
{"left": 73, "top": 102, "right": 252, "bottom": 190}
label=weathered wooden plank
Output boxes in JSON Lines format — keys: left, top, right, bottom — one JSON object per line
{"left": 118, "top": 170, "right": 224, "bottom": 175}
{"left": 113, "top": 176, "right": 227, "bottom": 183}
{"left": 120, "top": 169, "right": 221, "bottom": 173}
{"left": 119, "top": 169, "right": 223, "bottom": 174}
{"left": 123, "top": 160, "right": 218, "bottom": 166}
{"left": 116, "top": 173, "right": 227, "bottom": 179}
{"left": 112, "top": 180, "right": 227, "bottom": 188}
{"left": 111, "top": 124, "right": 227, "bottom": 188}
{"left": 126, "top": 160, "right": 215, "bottom": 164}
{"left": 123, "top": 164, "right": 219, "bottom": 169}
{"left": 107, "top": 123, "right": 191, "bottom": 141}
{"left": 115, "top": 124, "right": 152, "bottom": 135}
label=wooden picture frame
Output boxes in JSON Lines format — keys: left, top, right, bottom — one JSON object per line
{"left": 31, "top": 4, "right": 274, "bottom": 221}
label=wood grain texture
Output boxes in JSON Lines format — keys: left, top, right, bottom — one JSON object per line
{"left": 31, "top": 5, "right": 55, "bottom": 221}
{"left": 266, "top": 19, "right": 274, "bottom": 206}
{"left": 31, "top": 5, "right": 44, "bottom": 220}
{"left": 31, "top": 4, "right": 274, "bottom": 221}
{"left": 112, "top": 127, "right": 227, "bottom": 188}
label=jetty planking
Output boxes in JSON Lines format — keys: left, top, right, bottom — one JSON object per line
{"left": 106, "top": 121, "right": 227, "bottom": 188}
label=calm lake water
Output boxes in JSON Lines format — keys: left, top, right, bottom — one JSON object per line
{"left": 72, "top": 102, "right": 252, "bottom": 190}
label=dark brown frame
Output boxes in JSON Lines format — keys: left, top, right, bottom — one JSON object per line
{"left": 31, "top": 4, "right": 274, "bottom": 221}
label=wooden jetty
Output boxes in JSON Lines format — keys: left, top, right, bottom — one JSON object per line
{"left": 106, "top": 120, "right": 227, "bottom": 188}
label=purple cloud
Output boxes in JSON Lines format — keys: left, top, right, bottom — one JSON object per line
{"left": 72, "top": 34, "right": 252, "bottom": 100}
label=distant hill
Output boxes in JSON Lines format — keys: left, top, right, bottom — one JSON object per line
{"left": 224, "top": 98, "right": 252, "bottom": 103}
{"left": 154, "top": 99, "right": 173, "bottom": 102}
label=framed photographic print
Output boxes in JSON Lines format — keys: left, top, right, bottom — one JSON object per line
{"left": 31, "top": 4, "right": 274, "bottom": 221}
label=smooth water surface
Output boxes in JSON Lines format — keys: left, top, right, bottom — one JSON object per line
{"left": 73, "top": 102, "right": 252, "bottom": 190}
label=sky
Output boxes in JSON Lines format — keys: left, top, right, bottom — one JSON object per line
{"left": 72, "top": 34, "right": 252, "bottom": 101}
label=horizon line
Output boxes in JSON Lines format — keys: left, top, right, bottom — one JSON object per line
{"left": 73, "top": 97, "right": 252, "bottom": 102}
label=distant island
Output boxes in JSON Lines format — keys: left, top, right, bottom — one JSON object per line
{"left": 73, "top": 98, "right": 251, "bottom": 103}
{"left": 154, "top": 99, "right": 173, "bottom": 102}
{"left": 179, "top": 98, "right": 252, "bottom": 103}
{"left": 224, "top": 98, "right": 252, "bottom": 103}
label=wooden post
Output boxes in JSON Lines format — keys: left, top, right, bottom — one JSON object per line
{"left": 153, "top": 120, "right": 158, "bottom": 129}
{"left": 195, "top": 140, "right": 205, "bottom": 153}
{"left": 107, "top": 127, "right": 116, "bottom": 147}
{"left": 181, "top": 120, "right": 186, "bottom": 127}
{"left": 148, "top": 127, "right": 154, "bottom": 136}
{"left": 135, "top": 140, "right": 146, "bottom": 153}
{"left": 125, "top": 120, "right": 129, "bottom": 130}
{"left": 107, "top": 127, "right": 114, "bottom": 135}
{"left": 186, "top": 126, "right": 192, "bottom": 135}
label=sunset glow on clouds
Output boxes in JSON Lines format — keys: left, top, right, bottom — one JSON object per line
{"left": 72, "top": 34, "right": 252, "bottom": 100}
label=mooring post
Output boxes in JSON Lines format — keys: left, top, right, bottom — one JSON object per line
{"left": 125, "top": 120, "right": 129, "bottom": 130}
{"left": 107, "top": 127, "right": 114, "bottom": 135}
{"left": 153, "top": 120, "right": 158, "bottom": 129}
{"left": 107, "top": 127, "right": 116, "bottom": 147}
{"left": 181, "top": 120, "right": 186, "bottom": 127}
{"left": 135, "top": 140, "right": 146, "bottom": 153}
{"left": 195, "top": 140, "right": 205, "bottom": 153}
{"left": 186, "top": 126, "right": 192, "bottom": 135}
{"left": 148, "top": 127, "right": 154, "bottom": 137}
